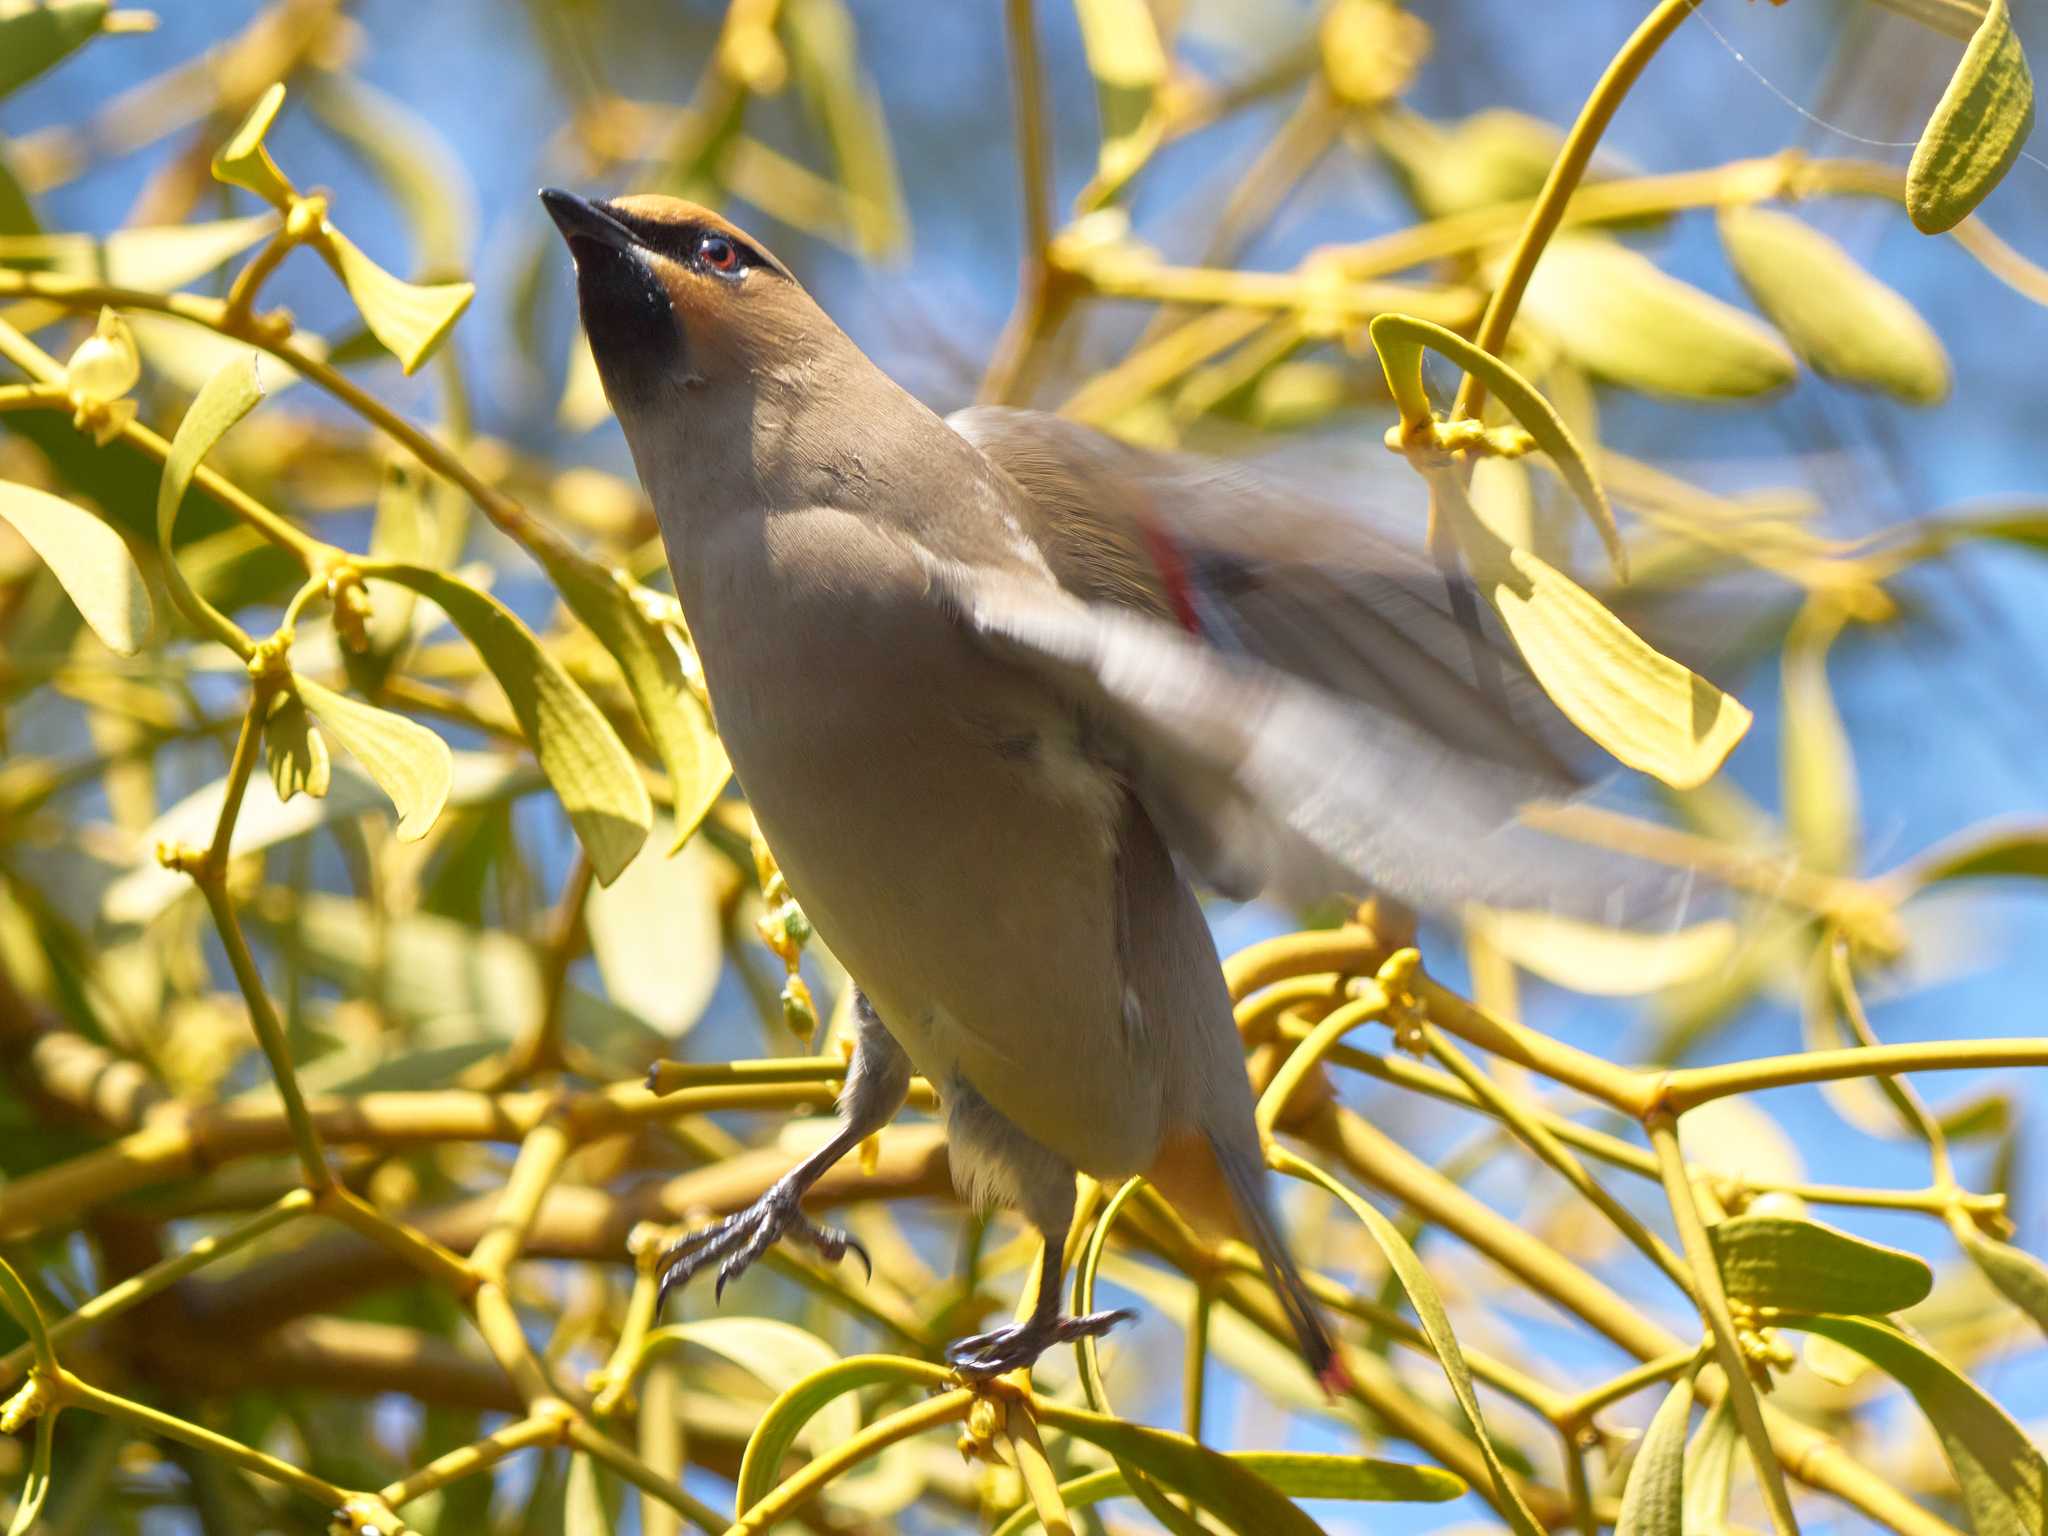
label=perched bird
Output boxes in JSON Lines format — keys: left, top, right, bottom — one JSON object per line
{"left": 542, "top": 188, "right": 1685, "bottom": 1383}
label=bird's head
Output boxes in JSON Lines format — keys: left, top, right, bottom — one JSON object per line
{"left": 540, "top": 188, "right": 818, "bottom": 412}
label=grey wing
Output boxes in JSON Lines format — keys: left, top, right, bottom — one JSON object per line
{"left": 947, "top": 404, "right": 1586, "bottom": 786}
{"left": 934, "top": 562, "right": 1696, "bottom": 927}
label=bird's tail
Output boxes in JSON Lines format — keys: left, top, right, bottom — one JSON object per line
{"left": 1147, "top": 1126, "right": 1352, "bottom": 1395}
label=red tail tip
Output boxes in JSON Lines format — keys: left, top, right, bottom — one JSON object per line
{"left": 1317, "top": 1354, "right": 1357, "bottom": 1399}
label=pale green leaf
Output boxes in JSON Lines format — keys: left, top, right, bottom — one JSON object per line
{"left": 366, "top": 563, "right": 650, "bottom": 882}
{"left": 1369, "top": 312, "right": 1624, "bottom": 574}
{"left": 1907, "top": 821, "right": 2048, "bottom": 886}
{"left": 1519, "top": 236, "right": 1797, "bottom": 399}
{"left": 533, "top": 544, "right": 729, "bottom": 853}
{"left": 563, "top": 1452, "right": 617, "bottom": 1536}
{"left": 644, "top": 1318, "right": 854, "bottom": 1456}
{"left": 1709, "top": 1214, "right": 1933, "bottom": 1316}
{"left": 1464, "top": 909, "right": 1736, "bottom": 996}
{"left": 1682, "top": 1398, "right": 1740, "bottom": 1535}
{"left": 262, "top": 690, "right": 330, "bottom": 803}
{"left": 292, "top": 674, "right": 451, "bottom": 842}
{"left": 1276, "top": 1149, "right": 1544, "bottom": 1536}
{"left": 1441, "top": 479, "right": 1751, "bottom": 788}
{"left": 1379, "top": 107, "right": 1566, "bottom": 220}
{"left": 989, "top": 1451, "right": 1463, "bottom": 1536}
{"left": 0, "top": 215, "right": 277, "bottom": 292}
{"left": 1955, "top": 1223, "right": 2048, "bottom": 1337}
{"left": 1719, "top": 207, "right": 1950, "bottom": 404}
{"left": 1780, "top": 605, "right": 1858, "bottom": 875}
{"left": 7, "top": 1405, "right": 54, "bottom": 1536}
{"left": 157, "top": 352, "right": 264, "bottom": 555}
{"left": 318, "top": 226, "right": 473, "bottom": 373}
{"left": 782, "top": 0, "right": 907, "bottom": 258}
{"left": 1615, "top": 1373, "right": 1692, "bottom": 1536}
{"left": 558, "top": 331, "right": 610, "bottom": 432}
{"left": 1787, "top": 1314, "right": 2046, "bottom": 1535}
{"left": 1033, "top": 1399, "right": 1329, "bottom": 1536}
{"left": 0, "top": 481, "right": 151, "bottom": 653}
{"left": 587, "top": 829, "right": 723, "bottom": 1038}
{"left": 735, "top": 1356, "right": 952, "bottom": 1515}
{"left": 210, "top": 82, "right": 295, "bottom": 208}
{"left": 1906, "top": 0, "right": 2035, "bottom": 233}
{"left": 1803, "top": 1331, "right": 1872, "bottom": 1386}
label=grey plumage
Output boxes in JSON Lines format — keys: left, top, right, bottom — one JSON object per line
{"left": 544, "top": 187, "right": 1686, "bottom": 1385}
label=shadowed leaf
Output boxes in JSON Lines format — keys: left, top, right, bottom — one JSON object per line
{"left": 1615, "top": 1373, "right": 1692, "bottom": 1536}
{"left": 1709, "top": 1214, "right": 1933, "bottom": 1316}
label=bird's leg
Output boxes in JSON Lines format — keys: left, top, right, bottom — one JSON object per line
{"left": 656, "top": 992, "right": 909, "bottom": 1310}
{"left": 945, "top": 1220, "right": 1136, "bottom": 1378}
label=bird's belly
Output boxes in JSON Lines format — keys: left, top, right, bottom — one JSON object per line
{"left": 687, "top": 516, "right": 1163, "bottom": 1177}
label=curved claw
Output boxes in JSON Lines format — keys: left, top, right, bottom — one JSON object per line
{"left": 842, "top": 1232, "right": 873, "bottom": 1284}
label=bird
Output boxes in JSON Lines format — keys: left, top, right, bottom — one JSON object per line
{"left": 540, "top": 187, "right": 1689, "bottom": 1384}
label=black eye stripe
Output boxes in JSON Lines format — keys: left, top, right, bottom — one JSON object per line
{"left": 597, "top": 205, "right": 776, "bottom": 276}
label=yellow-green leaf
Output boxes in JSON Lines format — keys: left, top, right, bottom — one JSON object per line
{"left": 989, "top": 1452, "right": 1463, "bottom": 1536}
{"left": 1463, "top": 909, "right": 1736, "bottom": 996}
{"left": 158, "top": 352, "right": 264, "bottom": 554}
{"left": 558, "top": 331, "right": 610, "bottom": 433}
{"left": 364, "top": 563, "right": 649, "bottom": 881}
{"left": 1520, "top": 236, "right": 1797, "bottom": 399}
{"left": 1370, "top": 312, "right": 1623, "bottom": 574}
{"left": 1681, "top": 1399, "right": 1741, "bottom": 1535}
{"left": 1276, "top": 1148, "right": 1544, "bottom": 1536}
{"left": 563, "top": 1452, "right": 617, "bottom": 1536}
{"left": 211, "top": 82, "right": 296, "bottom": 208}
{"left": 1709, "top": 1214, "right": 1933, "bottom": 1315}
{"left": 1073, "top": 0, "right": 1167, "bottom": 200}
{"left": 0, "top": 215, "right": 277, "bottom": 292}
{"left": 7, "top": 1406, "right": 54, "bottom": 1536}
{"left": 587, "top": 829, "right": 723, "bottom": 1038}
{"left": 0, "top": 0, "right": 116, "bottom": 98}
{"left": 263, "top": 690, "right": 330, "bottom": 803}
{"left": 1440, "top": 478, "right": 1750, "bottom": 788}
{"left": 1719, "top": 207, "right": 1950, "bottom": 404}
{"left": 292, "top": 674, "right": 451, "bottom": 842}
{"left": 782, "top": 0, "right": 907, "bottom": 259}
{"left": 643, "top": 1318, "right": 854, "bottom": 1455}
{"left": 1906, "top": 0, "right": 2035, "bottom": 234}
{"left": 1955, "top": 1222, "right": 2048, "bottom": 1338}
{"left": 1907, "top": 820, "right": 2048, "bottom": 886}
{"left": 1787, "top": 1314, "right": 2046, "bottom": 1535}
{"left": 533, "top": 545, "right": 729, "bottom": 853}
{"left": 1615, "top": 1373, "right": 1692, "bottom": 1536}
{"left": 1780, "top": 602, "right": 1858, "bottom": 874}
{"left": 0, "top": 481, "right": 151, "bottom": 653}
{"left": 317, "top": 226, "right": 474, "bottom": 373}
{"left": 1379, "top": 107, "right": 1566, "bottom": 219}
{"left": 735, "top": 1355, "right": 953, "bottom": 1515}
{"left": 1031, "top": 1400, "right": 1327, "bottom": 1536}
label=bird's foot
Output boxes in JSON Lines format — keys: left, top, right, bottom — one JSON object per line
{"left": 655, "top": 1180, "right": 870, "bottom": 1310}
{"left": 945, "top": 1308, "right": 1137, "bottom": 1378}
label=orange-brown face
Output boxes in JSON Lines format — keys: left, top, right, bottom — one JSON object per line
{"left": 540, "top": 189, "right": 796, "bottom": 400}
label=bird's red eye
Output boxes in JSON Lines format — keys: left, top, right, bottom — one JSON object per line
{"left": 700, "top": 234, "right": 739, "bottom": 272}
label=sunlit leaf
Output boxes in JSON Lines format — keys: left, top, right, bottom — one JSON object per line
{"left": 1906, "top": 0, "right": 2035, "bottom": 234}
{"left": 1780, "top": 602, "right": 1858, "bottom": 875}
{"left": 292, "top": 674, "right": 451, "bottom": 842}
{"left": 558, "top": 330, "right": 610, "bottom": 433}
{"left": 1786, "top": 1314, "right": 2046, "bottom": 1534}
{"left": 317, "top": 226, "right": 474, "bottom": 373}
{"left": 210, "top": 82, "right": 295, "bottom": 208}
{"left": 1441, "top": 478, "right": 1751, "bottom": 788}
{"left": 1276, "top": 1149, "right": 1544, "bottom": 1536}
{"left": 262, "top": 689, "right": 330, "bottom": 803}
{"left": 1681, "top": 1398, "right": 1740, "bottom": 1535}
{"left": 1614, "top": 1373, "right": 1692, "bottom": 1536}
{"left": 587, "top": 828, "right": 723, "bottom": 1038}
{"left": 1463, "top": 909, "right": 1736, "bottom": 996}
{"left": 367, "top": 563, "right": 650, "bottom": 883}
{"left": 157, "top": 352, "right": 264, "bottom": 555}
{"left": 989, "top": 1450, "right": 1462, "bottom": 1536}
{"left": 0, "top": 481, "right": 151, "bottom": 653}
{"left": 1032, "top": 1400, "right": 1327, "bottom": 1536}
{"left": 1519, "top": 236, "right": 1797, "bottom": 399}
{"left": 1073, "top": 0, "right": 1167, "bottom": 200}
{"left": 1719, "top": 207, "right": 1950, "bottom": 404}
{"left": 1709, "top": 1214, "right": 1933, "bottom": 1316}
{"left": 534, "top": 544, "right": 729, "bottom": 853}
{"left": 735, "top": 1356, "right": 952, "bottom": 1515}
{"left": 646, "top": 1318, "right": 855, "bottom": 1456}
{"left": 782, "top": 0, "right": 907, "bottom": 258}
{"left": 1370, "top": 312, "right": 1623, "bottom": 574}
{"left": 1954, "top": 1222, "right": 2048, "bottom": 1338}
{"left": 563, "top": 1452, "right": 617, "bottom": 1536}
{"left": 1803, "top": 1331, "right": 1872, "bottom": 1386}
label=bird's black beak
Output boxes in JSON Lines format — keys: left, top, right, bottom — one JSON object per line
{"left": 540, "top": 188, "right": 637, "bottom": 255}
